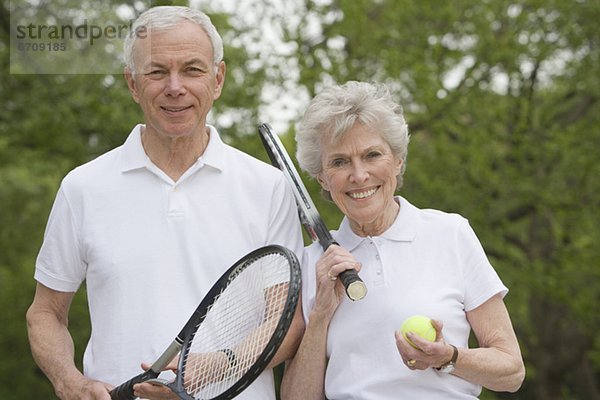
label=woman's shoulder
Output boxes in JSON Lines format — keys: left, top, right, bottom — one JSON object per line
{"left": 401, "top": 196, "right": 468, "bottom": 229}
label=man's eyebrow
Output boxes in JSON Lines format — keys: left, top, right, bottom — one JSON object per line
{"left": 141, "top": 58, "right": 209, "bottom": 70}
{"left": 142, "top": 61, "right": 166, "bottom": 70}
{"left": 183, "top": 58, "right": 209, "bottom": 67}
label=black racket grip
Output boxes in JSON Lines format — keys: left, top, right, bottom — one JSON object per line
{"left": 327, "top": 240, "right": 367, "bottom": 301}
{"left": 110, "top": 369, "right": 159, "bottom": 400}
{"left": 339, "top": 268, "right": 367, "bottom": 301}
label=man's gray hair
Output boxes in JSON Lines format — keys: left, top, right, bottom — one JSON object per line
{"left": 124, "top": 6, "right": 223, "bottom": 74}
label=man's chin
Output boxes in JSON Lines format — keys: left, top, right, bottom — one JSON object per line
{"left": 147, "top": 122, "right": 203, "bottom": 140}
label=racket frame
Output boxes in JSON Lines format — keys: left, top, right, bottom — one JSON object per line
{"left": 110, "top": 245, "right": 301, "bottom": 400}
{"left": 258, "top": 122, "right": 367, "bottom": 301}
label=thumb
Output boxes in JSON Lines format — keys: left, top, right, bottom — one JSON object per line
{"left": 431, "top": 319, "right": 444, "bottom": 342}
{"left": 140, "top": 362, "right": 152, "bottom": 371}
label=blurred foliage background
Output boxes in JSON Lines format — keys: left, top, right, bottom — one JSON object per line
{"left": 1, "top": 0, "right": 599, "bottom": 399}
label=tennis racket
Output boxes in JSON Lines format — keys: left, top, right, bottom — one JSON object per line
{"left": 110, "top": 244, "right": 301, "bottom": 400}
{"left": 258, "top": 122, "right": 367, "bottom": 301}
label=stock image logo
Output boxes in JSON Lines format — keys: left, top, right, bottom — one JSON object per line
{"left": 9, "top": 1, "right": 145, "bottom": 75}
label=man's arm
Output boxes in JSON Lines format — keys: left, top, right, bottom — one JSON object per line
{"left": 26, "top": 283, "right": 112, "bottom": 399}
{"left": 266, "top": 291, "right": 305, "bottom": 369}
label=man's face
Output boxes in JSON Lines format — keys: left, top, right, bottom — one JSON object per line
{"left": 125, "top": 21, "right": 225, "bottom": 140}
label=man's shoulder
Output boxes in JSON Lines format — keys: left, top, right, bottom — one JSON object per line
{"left": 61, "top": 145, "right": 124, "bottom": 189}
{"left": 63, "top": 125, "right": 142, "bottom": 187}
{"left": 223, "top": 143, "right": 282, "bottom": 178}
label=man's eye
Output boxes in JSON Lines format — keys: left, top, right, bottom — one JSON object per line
{"left": 146, "top": 70, "right": 165, "bottom": 76}
{"left": 186, "top": 67, "right": 205, "bottom": 74}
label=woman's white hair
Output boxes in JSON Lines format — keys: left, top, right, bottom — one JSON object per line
{"left": 124, "top": 6, "right": 223, "bottom": 74}
{"left": 296, "top": 81, "right": 410, "bottom": 196}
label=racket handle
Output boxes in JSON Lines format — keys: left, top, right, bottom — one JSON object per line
{"left": 327, "top": 241, "right": 367, "bottom": 301}
{"left": 110, "top": 370, "right": 160, "bottom": 400}
{"left": 339, "top": 269, "right": 367, "bottom": 301}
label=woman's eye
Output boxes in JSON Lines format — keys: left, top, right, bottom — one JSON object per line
{"left": 331, "top": 158, "right": 347, "bottom": 167}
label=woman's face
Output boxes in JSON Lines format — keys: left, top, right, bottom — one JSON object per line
{"left": 317, "top": 122, "right": 403, "bottom": 236}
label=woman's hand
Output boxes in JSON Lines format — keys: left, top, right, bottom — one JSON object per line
{"left": 394, "top": 319, "right": 455, "bottom": 371}
{"left": 313, "top": 245, "right": 362, "bottom": 320}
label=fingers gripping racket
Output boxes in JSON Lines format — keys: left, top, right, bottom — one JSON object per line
{"left": 110, "top": 245, "right": 301, "bottom": 400}
{"left": 258, "top": 122, "right": 367, "bottom": 301}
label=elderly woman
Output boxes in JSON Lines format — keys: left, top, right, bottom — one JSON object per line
{"left": 280, "top": 81, "right": 525, "bottom": 399}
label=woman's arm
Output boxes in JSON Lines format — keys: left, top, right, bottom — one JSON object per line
{"left": 454, "top": 293, "right": 526, "bottom": 392}
{"left": 281, "top": 245, "right": 361, "bottom": 400}
{"left": 280, "top": 303, "right": 329, "bottom": 400}
{"left": 395, "top": 294, "right": 525, "bottom": 392}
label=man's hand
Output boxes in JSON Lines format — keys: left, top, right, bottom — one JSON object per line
{"left": 57, "top": 376, "right": 113, "bottom": 400}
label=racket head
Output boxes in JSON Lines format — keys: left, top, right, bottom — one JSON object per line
{"left": 258, "top": 123, "right": 335, "bottom": 249}
{"left": 169, "top": 245, "right": 301, "bottom": 400}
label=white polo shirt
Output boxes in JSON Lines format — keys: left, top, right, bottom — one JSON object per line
{"left": 301, "top": 196, "right": 507, "bottom": 399}
{"left": 35, "top": 124, "right": 303, "bottom": 399}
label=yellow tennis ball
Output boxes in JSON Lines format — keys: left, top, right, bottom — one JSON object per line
{"left": 401, "top": 315, "right": 436, "bottom": 348}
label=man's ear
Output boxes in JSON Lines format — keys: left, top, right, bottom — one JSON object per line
{"left": 124, "top": 67, "right": 140, "bottom": 104}
{"left": 213, "top": 61, "right": 226, "bottom": 100}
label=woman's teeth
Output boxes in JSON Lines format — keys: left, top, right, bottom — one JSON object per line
{"left": 349, "top": 187, "right": 377, "bottom": 199}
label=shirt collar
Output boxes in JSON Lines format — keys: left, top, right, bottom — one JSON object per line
{"left": 119, "top": 124, "right": 147, "bottom": 172}
{"left": 199, "top": 124, "right": 225, "bottom": 172}
{"left": 119, "top": 124, "right": 225, "bottom": 173}
{"left": 335, "top": 196, "right": 420, "bottom": 251}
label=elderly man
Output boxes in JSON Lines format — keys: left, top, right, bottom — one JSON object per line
{"left": 26, "top": 6, "right": 303, "bottom": 400}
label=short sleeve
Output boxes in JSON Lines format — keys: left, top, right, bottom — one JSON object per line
{"left": 458, "top": 219, "right": 508, "bottom": 311}
{"left": 34, "top": 184, "right": 86, "bottom": 292}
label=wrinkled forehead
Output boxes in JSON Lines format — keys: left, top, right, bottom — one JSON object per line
{"left": 323, "top": 122, "right": 389, "bottom": 152}
{"left": 131, "top": 21, "right": 214, "bottom": 67}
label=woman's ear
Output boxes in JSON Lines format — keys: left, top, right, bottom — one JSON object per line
{"left": 395, "top": 157, "right": 403, "bottom": 175}
{"left": 316, "top": 173, "right": 330, "bottom": 191}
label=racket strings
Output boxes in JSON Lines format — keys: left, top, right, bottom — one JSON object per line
{"left": 181, "top": 252, "right": 291, "bottom": 399}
